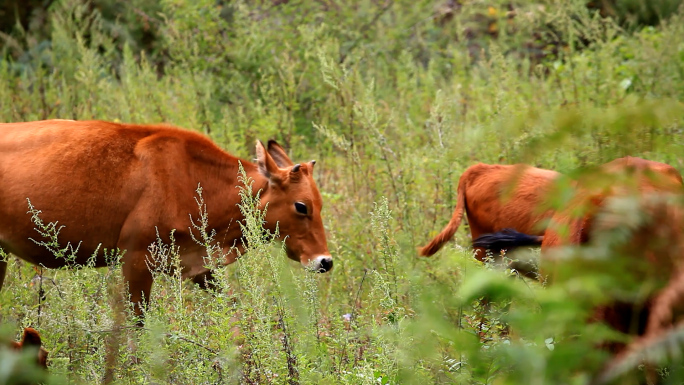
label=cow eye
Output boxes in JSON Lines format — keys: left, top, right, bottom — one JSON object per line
{"left": 294, "top": 202, "right": 308, "bottom": 215}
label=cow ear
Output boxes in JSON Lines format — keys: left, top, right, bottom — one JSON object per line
{"left": 267, "top": 140, "right": 294, "bottom": 168}
{"left": 256, "top": 140, "right": 283, "bottom": 182}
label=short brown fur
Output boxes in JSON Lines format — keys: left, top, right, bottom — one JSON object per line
{"left": 420, "top": 163, "right": 559, "bottom": 262}
{"left": 541, "top": 156, "right": 684, "bottom": 255}
{"left": 538, "top": 157, "right": 683, "bottom": 353}
{"left": 469, "top": 156, "right": 684, "bottom": 355}
{"left": 0, "top": 120, "right": 332, "bottom": 319}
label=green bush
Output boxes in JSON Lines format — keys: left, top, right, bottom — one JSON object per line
{"left": 1, "top": 0, "right": 684, "bottom": 384}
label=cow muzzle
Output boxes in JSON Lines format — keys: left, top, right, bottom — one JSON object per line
{"left": 309, "top": 255, "right": 333, "bottom": 273}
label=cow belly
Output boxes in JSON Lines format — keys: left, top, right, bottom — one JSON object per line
{"left": 0, "top": 201, "right": 128, "bottom": 268}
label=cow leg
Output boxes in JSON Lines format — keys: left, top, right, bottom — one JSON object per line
{"left": 509, "top": 260, "right": 539, "bottom": 280}
{"left": 477, "top": 245, "right": 539, "bottom": 279}
{"left": 191, "top": 270, "right": 218, "bottom": 292}
{"left": 470, "top": 222, "right": 494, "bottom": 264}
{"left": 121, "top": 252, "right": 153, "bottom": 326}
{"left": 472, "top": 246, "right": 487, "bottom": 263}
{"left": 471, "top": 240, "right": 498, "bottom": 339}
{"left": 472, "top": 238, "right": 514, "bottom": 339}
{"left": 0, "top": 259, "right": 6, "bottom": 290}
{"left": 471, "top": 246, "right": 500, "bottom": 339}
{"left": 190, "top": 246, "right": 242, "bottom": 292}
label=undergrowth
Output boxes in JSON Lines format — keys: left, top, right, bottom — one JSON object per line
{"left": 2, "top": 0, "right": 684, "bottom": 384}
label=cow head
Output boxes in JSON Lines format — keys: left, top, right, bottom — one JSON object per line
{"left": 255, "top": 140, "right": 333, "bottom": 273}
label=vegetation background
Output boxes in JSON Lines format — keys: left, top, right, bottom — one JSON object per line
{"left": 1, "top": 0, "right": 684, "bottom": 384}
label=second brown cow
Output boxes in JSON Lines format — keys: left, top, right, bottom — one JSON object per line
{"left": 473, "top": 156, "right": 684, "bottom": 353}
{"left": 420, "top": 163, "right": 559, "bottom": 276}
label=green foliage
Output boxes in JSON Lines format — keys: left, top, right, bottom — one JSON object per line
{"left": 2, "top": 0, "right": 684, "bottom": 384}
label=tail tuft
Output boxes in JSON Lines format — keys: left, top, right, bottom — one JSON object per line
{"left": 472, "top": 228, "right": 543, "bottom": 251}
{"left": 420, "top": 231, "right": 456, "bottom": 256}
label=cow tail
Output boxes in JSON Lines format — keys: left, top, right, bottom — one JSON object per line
{"left": 419, "top": 174, "right": 467, "bottom": 256}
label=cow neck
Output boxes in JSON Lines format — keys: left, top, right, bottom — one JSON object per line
{"left": 245, "top": 166, "right": 271, "bottom": 200}
{"left": 186, "top": 140, "right": 263, "bottom": 197}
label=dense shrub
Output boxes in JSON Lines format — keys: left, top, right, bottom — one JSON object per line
{"left": 1, "top": 0, "right": 684, "bottom": 384}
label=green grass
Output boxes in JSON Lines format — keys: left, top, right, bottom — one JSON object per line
{"left": 2, "top": 0, "right": 684, "bottom": 384}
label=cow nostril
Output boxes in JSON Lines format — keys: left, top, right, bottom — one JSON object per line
{"left": 319, "top": 257, "right": 333, "bottom": 272}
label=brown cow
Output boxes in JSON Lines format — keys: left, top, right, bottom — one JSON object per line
{"left": 473, "top": 156, "right": 684, "bottom": 353}
{"left": 539, "top": 156, "right": 683, "bottom": 256}
{"left": 474, "top": 157, "right": 683, "bottom": 259}
{"left": 420, "top": 163, "right": 559, "bottom": 277}
{"left": 10, "top": 327, "right": 49, "bottom": 368}
{"left": 0, "top": 120, "right": 333, "bottom": 319}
